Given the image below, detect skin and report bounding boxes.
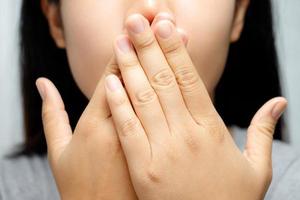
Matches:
[37,0,287,199]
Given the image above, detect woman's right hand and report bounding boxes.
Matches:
[35,57,138,200]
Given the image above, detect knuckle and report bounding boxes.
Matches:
[165,149,178,163]
[208,124,227,143]
[163,39,183,56]
[151,68,176,90]
[138,166,163,187]
[146,168,162,184]
[164,143,179,163]
[136,33,156,51]
[134,88,157,106]
[121,57,140,69]
[120,117,140,136]
[42,109,53,123]
[177,123,202,154]
[183,133,201,154]
[201,115,227,143]
[249,121,275,141]
[194,111,218,127]
[111,94,127,107]
[42,109,67,129]
[104,63,120,76]
[175,67,200,93]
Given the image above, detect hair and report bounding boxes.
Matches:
[15,0,284,156]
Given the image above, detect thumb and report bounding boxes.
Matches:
[36,77,72,164]
[244,97,287,171]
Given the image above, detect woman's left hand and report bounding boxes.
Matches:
[105,13,287,200]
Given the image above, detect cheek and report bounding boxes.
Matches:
[175,0,235,95]
[61,1,123,99]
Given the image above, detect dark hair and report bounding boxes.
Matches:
[16,0,284,156]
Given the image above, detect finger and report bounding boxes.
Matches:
[151,16,188,47]
[151,12,176,26]
[105,74,151,167]
[153,19,218,126]
[83,56,120,121]
[244,97,287,172]
[125,14,192,126]
[36,78,72,164]
[149,12,188,47]
[176,27,189,47]
[114,34,170,143]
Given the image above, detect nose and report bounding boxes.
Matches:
[126,0,172,25]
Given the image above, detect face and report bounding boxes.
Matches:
[44,0,249,99]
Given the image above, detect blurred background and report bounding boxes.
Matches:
[0,0,299,157]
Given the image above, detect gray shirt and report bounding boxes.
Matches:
[1,127,300,200]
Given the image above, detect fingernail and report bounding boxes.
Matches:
[156,20,173,39]
[153,12,175,25]
[272,101,287,120]
[36,79,46,101]
[117,36,133,54]
[127,14,145,34]
[105,75,122,92]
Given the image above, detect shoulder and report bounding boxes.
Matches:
[232,126,300,200]
[0,155,59,200]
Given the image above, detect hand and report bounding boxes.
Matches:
[35,57,138,200]
[35,13,188,199]
[105,13,288,200]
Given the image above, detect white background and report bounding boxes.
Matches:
[0,0,299,157]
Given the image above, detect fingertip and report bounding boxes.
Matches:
[36,77,47,101]
[252,97,288,124]
[37,77,65,111]
[105,74,123,93]
[152,12,176,26]
[176,28,188,46]
[271,97,288,120]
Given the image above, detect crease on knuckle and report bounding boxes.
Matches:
[202,115,227,143]
[193,111,217,127]
[104,63,120,76]
[42,109,67,129]
[165,147,178,163]
[136,33,156,51]
[145,167,162,184]
[120,117,140,137]
[134,88,157,106]
[175,67,200,93]
[122,57,140,69]
[112,94,127,106]
[183,133,201,154]
[151,68,176,90]
[249,121,275,141]
[163,39,183,56]
[209,125,226,143]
